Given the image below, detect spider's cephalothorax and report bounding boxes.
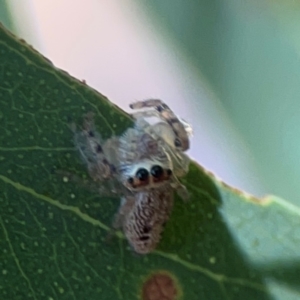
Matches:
[129,99,192,179]
[113,186,174,254]
[115,124,175,192]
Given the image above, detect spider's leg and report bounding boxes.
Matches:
[167,165,190,202]
[175,184,190,202]
[131,110,161,121]
[73,112,117,182]
[129,99,163,110]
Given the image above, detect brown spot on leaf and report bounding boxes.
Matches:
[141,271,181,300]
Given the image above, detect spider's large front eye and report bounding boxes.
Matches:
[150,165,163,178]
[136,168,149,181]
[174,138,182,148]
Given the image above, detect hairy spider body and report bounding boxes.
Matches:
[70,99,192,254]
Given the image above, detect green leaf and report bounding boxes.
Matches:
[0,23,299,300]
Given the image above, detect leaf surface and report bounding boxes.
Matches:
[0,24,299,300]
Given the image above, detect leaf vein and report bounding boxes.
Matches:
[0,215,38,300]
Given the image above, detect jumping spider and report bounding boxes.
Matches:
[69,99,192,254]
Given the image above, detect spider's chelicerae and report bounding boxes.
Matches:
[70,99,192,254]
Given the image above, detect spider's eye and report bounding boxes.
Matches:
[151,165,163,178]
[167,169,172,176]
[127,177,134,184]
[156,105,163,112]
[156,103,168,112]
[136,168,149,181]
[174,138,182,147]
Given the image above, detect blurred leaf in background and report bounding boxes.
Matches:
[140,0,300,205]
[0,0,14,31]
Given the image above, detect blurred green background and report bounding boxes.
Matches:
[1,0,300,205]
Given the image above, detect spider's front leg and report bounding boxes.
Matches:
[129,99,166,122]
[129,99,163,110]
[171,180,190,202]
[129,99,175,123]
[72,112,117,183]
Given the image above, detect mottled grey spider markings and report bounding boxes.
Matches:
[113,186,175,254]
